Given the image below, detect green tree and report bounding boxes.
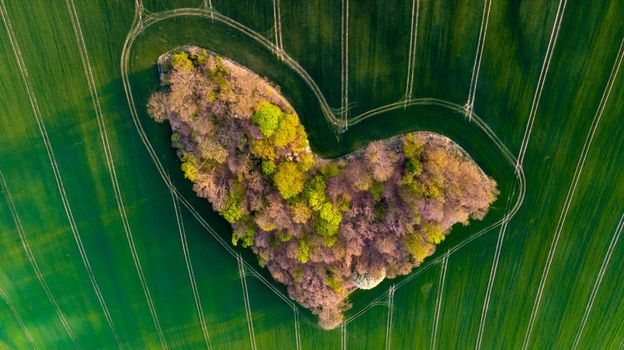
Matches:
[252,101,283,137]
[303,175,327,211]
[231,217,255,247]
[210,58,230,91]
[402,133,424,159]
[277,231,293,242]
[261,160,276,175]
[320,162,340,177]
[220,181,245,224]
[402,133,424,177]
[301,175,343,239]
[316,202,342,237]
[295,239,310,263]
[221,198,243,224]
[370,181,384,201]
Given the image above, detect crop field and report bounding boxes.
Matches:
[0,0,623,348]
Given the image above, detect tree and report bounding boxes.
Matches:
[303,175,327,211]
[365,141,396,182]
[171,52,194,72]
[290,200,312,224]
[424,223,445,244]
[370,181,384,201]
[147,92,168,123]
[198,139,228,164]
[316,202,342,237]
[221,198,243,224]
[402,133,424,159]
[252,101,282,137]
[403,233,433,263]
[180,153,198,181]
[272,161,306,199]
[295,238,310,263]
[261,160,276,176]
[324,273,342,292]
[232,217,255,247]
[250,137,277,161]
[273,113,300,147]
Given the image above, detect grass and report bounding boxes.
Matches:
[0,0,623,348]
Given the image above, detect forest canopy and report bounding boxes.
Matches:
[147,47,499,329]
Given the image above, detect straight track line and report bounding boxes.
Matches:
[516,0,568,168]
[237,255,257,350]
[272,0,283,58]
[0,171,76,345]
[466,0,492,118]
[384,285,395,350]
[276,0,283,52]
[521,36,624,350]
[170,189,212,349]
[474,189,515,350]
[341,323,347,350]
[65,1,167,347]
[0,286,36,348]
[204,0,213,21]
[272,0,280,58]
[431,256,448,350]
[293,307,302,350]
[571,213,624,349]
[341,0,350,127]
[404,0,420,101]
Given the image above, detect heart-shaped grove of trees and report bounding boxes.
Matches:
[147,47,498,329]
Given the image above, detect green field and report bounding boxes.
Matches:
[1,0,623,349]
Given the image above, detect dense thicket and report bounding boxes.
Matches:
[148,47,498,329]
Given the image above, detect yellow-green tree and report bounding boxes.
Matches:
[180,153,198,181]
[272,161,306,199]
[424,223,445,244]
[171,52,194,72]
[273,113,300,147]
